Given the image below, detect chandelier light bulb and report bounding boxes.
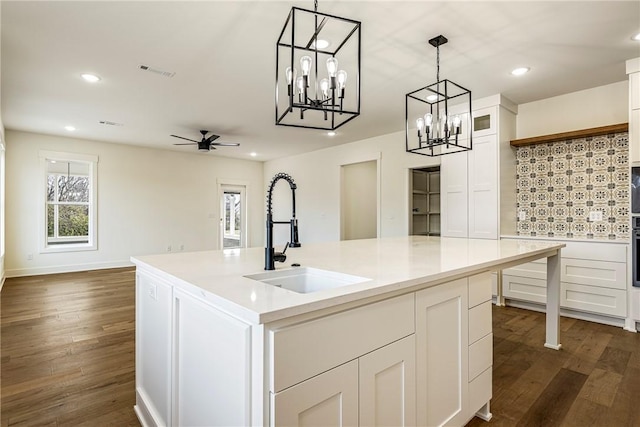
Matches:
[452,115,462,134]
[285,67,296,84]
[320,78,330,98]
[296,76,305,93]
[424,113,433,128]
[416,117,425,137]
[300,56,312,76]
[337,70,348,88]
[326,57,339,77]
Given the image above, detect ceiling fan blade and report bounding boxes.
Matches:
[170,134,199,143]
[211,142,240,146]
[205,134,221,144]
[173,143,197,146]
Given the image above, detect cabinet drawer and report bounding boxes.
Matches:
[562,258,627,290]
[469,301,492,344]
[469,272,493,308]
[270,293,415,392]
[502,274,547,304]
[469,333,492,382]
[469,367,492,417]
[561,241,627,262]
[503,260,547,281]
[562,282,627,318]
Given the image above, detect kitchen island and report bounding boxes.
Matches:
[132,236,564,427]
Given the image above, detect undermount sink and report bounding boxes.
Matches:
[244,267,370,294]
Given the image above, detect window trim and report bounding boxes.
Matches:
[39,151,98,253]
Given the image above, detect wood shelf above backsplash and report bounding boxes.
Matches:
[510,123,628,147]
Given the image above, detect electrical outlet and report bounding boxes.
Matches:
[179,244,185,251]
[167,245,172,252]
[518,210,527,221]
[27,253,33,261]
[589,211,603,222]
[148,284,157,301]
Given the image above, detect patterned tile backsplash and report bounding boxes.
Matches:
[516,132,629,240]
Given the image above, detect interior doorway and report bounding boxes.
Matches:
[341,160,378,240]
[220,185,246,249]
[410,166,441,236]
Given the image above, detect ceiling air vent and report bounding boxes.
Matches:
[99,120,123,126]
[138,64,175,78]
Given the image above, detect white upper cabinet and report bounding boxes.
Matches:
[440,95,517,239]
[627,58,640,164]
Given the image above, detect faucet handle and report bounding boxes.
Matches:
[274,242,289,263]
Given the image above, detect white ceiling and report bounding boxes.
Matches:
[2,1,639,161]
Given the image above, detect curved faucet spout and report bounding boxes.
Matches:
[265,173,301,270]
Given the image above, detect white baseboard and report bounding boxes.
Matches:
[5,260,134,278]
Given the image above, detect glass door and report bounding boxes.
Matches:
[220,185,246,249]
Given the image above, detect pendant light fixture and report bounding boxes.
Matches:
[405,35,472,157]
[275,0,361,131]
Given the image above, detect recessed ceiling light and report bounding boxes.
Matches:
[511,67,530,76]
[81,73,101,83]
[312,39,330,49]
[327,131,336,136]
[64,125,76,131]
[633,33,640,42]
[250,152,257,157]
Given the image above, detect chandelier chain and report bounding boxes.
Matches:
[314,0,318,12]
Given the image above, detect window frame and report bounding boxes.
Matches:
[39,151,98,253]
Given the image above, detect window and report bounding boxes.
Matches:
[40,151,98,252]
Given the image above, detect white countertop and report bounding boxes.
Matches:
[132,236,564,324]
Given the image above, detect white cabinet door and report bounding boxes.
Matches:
[359,335,416,427]
[468,135,498,239]
[440,151,469,237]
[416,278,469,427]
[173,289,252,427]
[136,272,173,427]
[272,359,358,427]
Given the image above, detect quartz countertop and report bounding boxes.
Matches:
[131,236,564,324]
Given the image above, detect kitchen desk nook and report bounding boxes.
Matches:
[132,236,564,427]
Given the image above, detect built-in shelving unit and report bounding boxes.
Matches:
[510,123,628,147]
[411,167,440,236]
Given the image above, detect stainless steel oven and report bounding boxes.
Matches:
[633,217,640,287]
[633,167,640,215]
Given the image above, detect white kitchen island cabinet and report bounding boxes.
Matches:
[132,236,564,427]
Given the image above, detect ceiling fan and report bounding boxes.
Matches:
[171,130,240,152]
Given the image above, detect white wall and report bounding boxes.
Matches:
[5,130,264,277]
[264,130,440,245]
[0,1,5,286]
[516,81,629,139]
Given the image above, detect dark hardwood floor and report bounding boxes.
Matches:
[1,268,139,426]
[467,305,640,427]
[1,268,639,426]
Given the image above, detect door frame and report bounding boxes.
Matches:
[217,179,249,250]
[339,152,381,240]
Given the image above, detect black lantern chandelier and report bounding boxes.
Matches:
[275,0,361,130]
[405,35,472,157]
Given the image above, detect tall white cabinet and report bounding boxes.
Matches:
[627,57,640,165]
[441,95,517,239]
